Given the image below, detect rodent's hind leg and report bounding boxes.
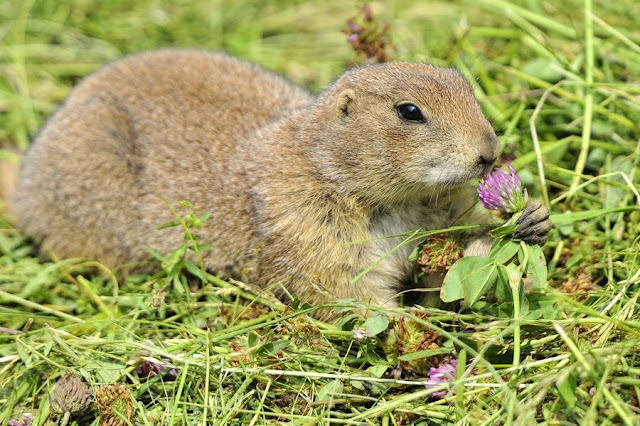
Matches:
[512,200,552,245]
[16,95,144,268]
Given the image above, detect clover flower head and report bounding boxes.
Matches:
[424,359,458,398]
[49,373,92,417]
[477,164,528,213]
[95,384,135,425]
[8,416,32,426]
[136,360,178,380]
[343,4,392,63]
[352,329,366,341]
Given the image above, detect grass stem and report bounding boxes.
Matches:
[569,0,595,196]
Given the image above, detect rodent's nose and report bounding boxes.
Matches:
[478,153,497,168]
[478,153,497,176]
[477,132,499,174]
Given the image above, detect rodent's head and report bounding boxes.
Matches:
[313,62,499,201]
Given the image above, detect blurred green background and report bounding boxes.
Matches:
[2,0,639,149]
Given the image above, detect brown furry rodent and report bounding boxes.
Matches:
[15,49,550,314]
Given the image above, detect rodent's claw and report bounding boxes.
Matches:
[512,199,552,246]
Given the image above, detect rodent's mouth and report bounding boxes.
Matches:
[414,161,488,189]
[439,170,484,188]
[480,162,497,177]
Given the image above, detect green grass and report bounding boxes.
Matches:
[1,0,640,424]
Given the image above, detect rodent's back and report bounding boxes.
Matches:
[15,50,313,269]
[64,49,313,148]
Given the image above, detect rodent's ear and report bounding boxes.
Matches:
[336,89,356,117]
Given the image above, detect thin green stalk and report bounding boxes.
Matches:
[551,171,640,206]
[553,323,593,377]
[0,290,83,323]
[506,68,635,129]
[217,376,255,425]
[569,0,595,195]
[506,393,515,425]
[76,275,113,317]
[248,379,271,426]
[586,364,634,426]
[511,277,521,369]
[455,349,467,423]
[503,250,528,426]
[479,0,578,38]
[502,102,526,142]
[169,362,190,426]
[529,82,557,206]
[589,11,640,55]
[350,230,420,284]
[201,331,211,426]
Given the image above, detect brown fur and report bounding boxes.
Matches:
[15,49,502,315]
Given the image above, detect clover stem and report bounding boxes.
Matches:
[511,281,521,369]
[507,262,522,369]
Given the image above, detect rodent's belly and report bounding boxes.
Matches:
[366,202,454,281]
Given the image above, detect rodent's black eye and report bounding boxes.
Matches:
[396,103,426,123]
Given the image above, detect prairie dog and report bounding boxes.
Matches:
[15,49,549,314]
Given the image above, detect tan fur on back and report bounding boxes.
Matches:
[15,49,499,317]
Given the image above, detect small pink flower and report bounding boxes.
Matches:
[8,416,32,426]
[136,360,177,380]
[424,359,458,398]
[478,164,528,213]
[352,329,366,341]
[347,21,363,32]
[346,34,359,44]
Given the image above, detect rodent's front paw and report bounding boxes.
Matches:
[512,199,552,246]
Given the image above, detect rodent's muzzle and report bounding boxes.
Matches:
[477,132,500,175]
